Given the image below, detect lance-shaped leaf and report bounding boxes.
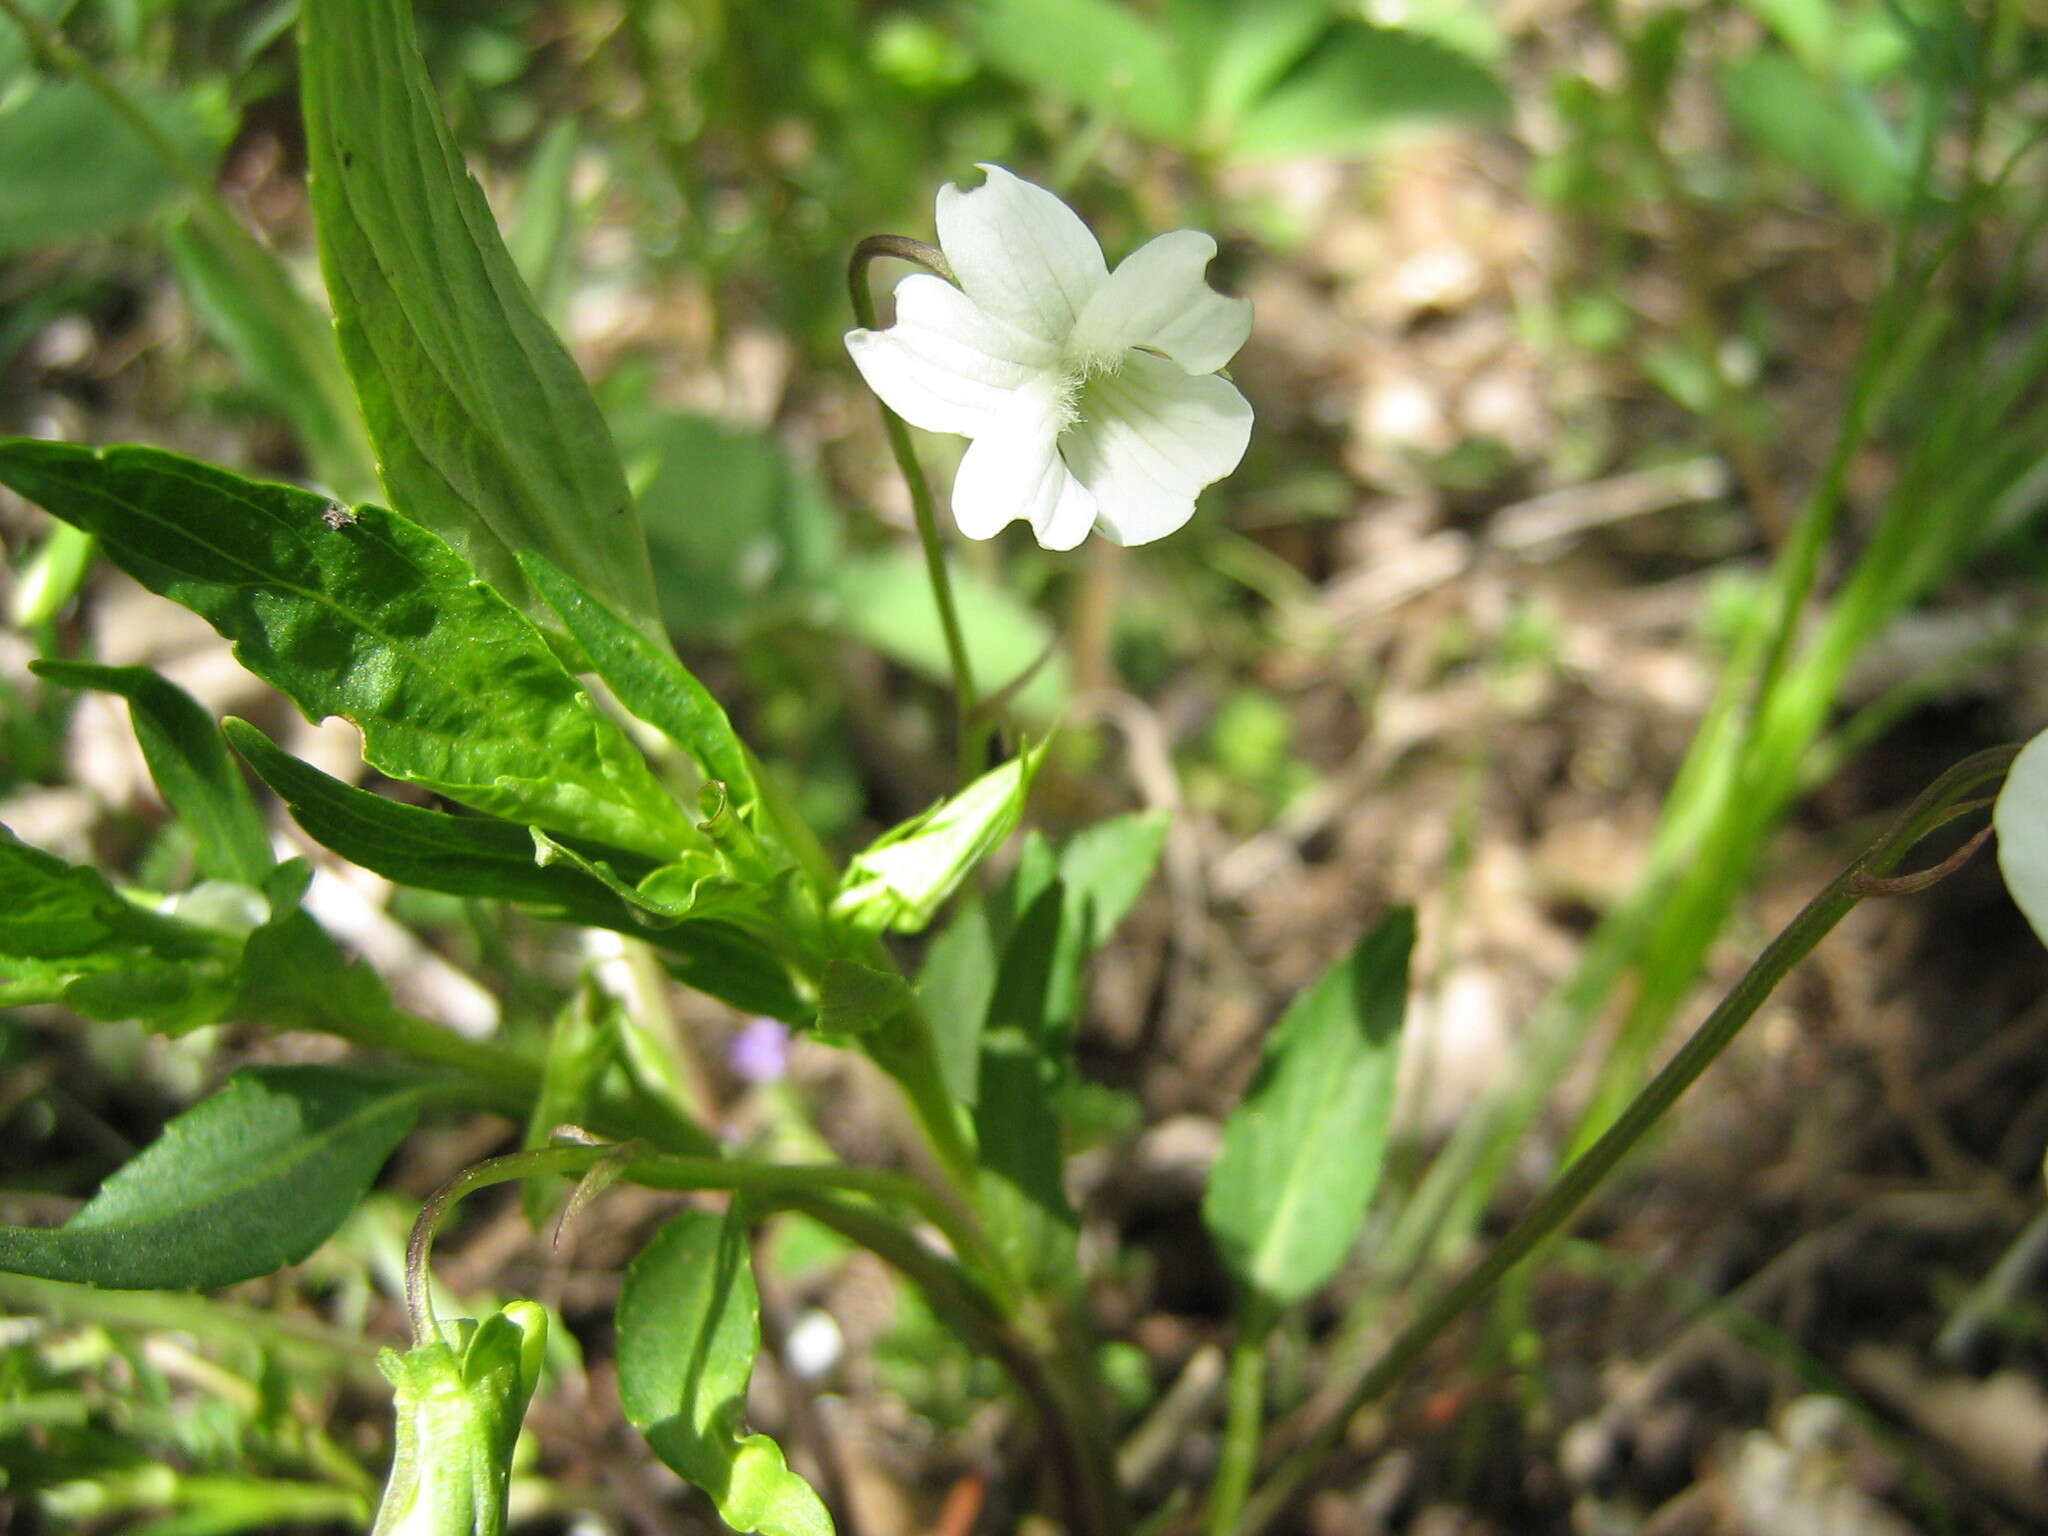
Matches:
[299,0,660,634]
[34,661,273,885]
[0,1066,426,1290]
[1202,907,1414,1317]
[521,552,757,812]
[0,442,695,859]
[617,1209,834,1536]
[371,1301,548,1536]
[1997,730,2048,950]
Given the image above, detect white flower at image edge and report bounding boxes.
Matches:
[846,164,1254,550]
[1996,729,2048,949]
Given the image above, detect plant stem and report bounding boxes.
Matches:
[1205,1320,1269,1536]
[1231,745,2017,1535]
[848,235,984,781]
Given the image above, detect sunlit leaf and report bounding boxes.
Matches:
[617,1209,834,1536]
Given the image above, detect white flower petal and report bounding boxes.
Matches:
[1032,460,1099,551]
[936,164,1108,344]
[1062,350,1253,546]
[846,273,1058,437]
[1996,729,2048,948]
[1070,231,1254,375]
[950,381,1073,541]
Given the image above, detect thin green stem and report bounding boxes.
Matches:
[1206,1320,1269,1536]
[1233,745,2018,1535]
[848,235,984,781]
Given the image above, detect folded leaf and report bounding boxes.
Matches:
[617,1209,834,1536]
[34,661,273,886]
[521,551,759,815]
[300,0,661,634]
[0,442,695,860]
[0,1066,425,1289]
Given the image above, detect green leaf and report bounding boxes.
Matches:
[1202,907,1414,1315]
[224,719,808,1019]
[622,412,843,642]
[299,0,660,634]
[166,214,379,504]
[815,959,913,1037]
[617,1209,834,1536]
[0,80,229,255]
[918,811,1168,1102]
[505,119,582,323]
[521,552,759,814]
[0,441,695,859]
[974,879,1080,1290]
[225,717,639,918]
[0,1066,425,1290]
[33,661,273,885]
[834,744,1044,935]
[0,823,218,963]
[832,551,1068,724]
[1721,49,1908,216]
[970,0,1195,143]
[651,923,813,1027]
[1231,22,1508,161]
[1165,0,1328,133]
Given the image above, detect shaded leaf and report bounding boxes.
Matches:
[1203,907,1414,1314]
[832,550,1068,723]
[166,214,378,503]
[0,1067,424,1289]
[0,441,695,859]
[1722,49,1908,216]
[0,80,228,255]
[34,661,272,885]
[816,959,913,1037]
[622,412,843,642]
[970,0,1194,143]
[1232,22,1508,161]
[300,0,660,633]
[1165,0,1328,133]
[617,1209,834,1536]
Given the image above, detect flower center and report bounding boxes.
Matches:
[1051,343,1125,431]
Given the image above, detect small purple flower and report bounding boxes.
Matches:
[729,1017,792,1085]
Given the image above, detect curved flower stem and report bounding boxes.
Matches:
[1230,744,2019,1536]
[404,1141,1016,1342]
[848,235,985,782]
[401,1145,1125,1534]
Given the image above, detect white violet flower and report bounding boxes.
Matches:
[1996,729,2048,949]
[846,164,1254,550]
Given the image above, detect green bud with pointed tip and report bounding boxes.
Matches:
[371,1301,548,1536]
[832,742,1045,934]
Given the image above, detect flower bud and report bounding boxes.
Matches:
[370,1301,548,1536]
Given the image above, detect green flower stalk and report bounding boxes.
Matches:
[371,1302,549,1536]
